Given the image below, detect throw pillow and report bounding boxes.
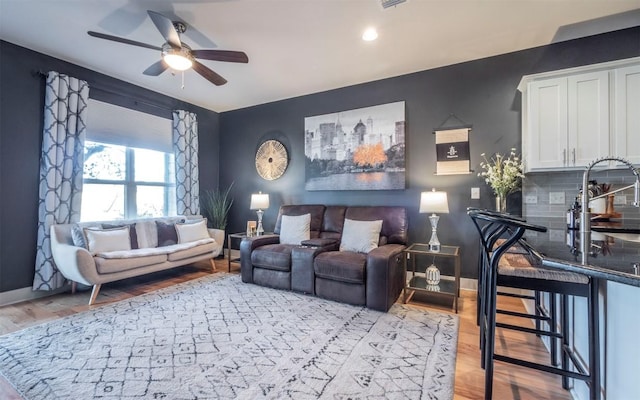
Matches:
[176,219,210,243]
[339,219,383,253]
[83,226,131,254]
[156,220,180,247]
[279,214,311,245]
[71,224,88,249]
[102,223,139,249]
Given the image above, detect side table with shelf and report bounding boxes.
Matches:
[226,232,246,272]
[403,243,460,313]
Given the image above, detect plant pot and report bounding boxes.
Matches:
[208,228,225,258]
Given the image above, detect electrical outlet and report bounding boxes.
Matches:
[471,187,480,199]
[549,229,564,242]
[614,195,627,205]
[549,192,565,205]
[524,195,538,204]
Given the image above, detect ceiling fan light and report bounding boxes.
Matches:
[163,53,192,71]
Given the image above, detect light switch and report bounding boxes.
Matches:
[524,195,538,204]
[549,192,565,204]
[471,187,480,199]
[614,195,627,205]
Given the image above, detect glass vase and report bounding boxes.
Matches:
[496,194,507,213]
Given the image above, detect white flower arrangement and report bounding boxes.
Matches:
[478,148,524,199]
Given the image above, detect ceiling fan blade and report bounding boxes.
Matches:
[192,60,227,86]
[191,50,249,64]
[88,31,161,51]
[143,60,169,76]
[147,10,181,49]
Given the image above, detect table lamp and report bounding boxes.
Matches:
[419,189,449,252]
[250,192,269,236]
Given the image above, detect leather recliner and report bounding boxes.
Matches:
[240,204,408,311]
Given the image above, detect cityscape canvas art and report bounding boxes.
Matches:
[304,101,406,191]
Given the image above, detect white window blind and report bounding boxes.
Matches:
[87,99,172,153]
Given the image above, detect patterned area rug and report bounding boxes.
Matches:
[0,274,459,399]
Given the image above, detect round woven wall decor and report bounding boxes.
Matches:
[255,139,288,180]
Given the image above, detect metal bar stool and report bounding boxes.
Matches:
[468,210,600,400]
[467,208,556,365]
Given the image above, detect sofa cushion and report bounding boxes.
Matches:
[94,253,167,274]
[84,226,132,255]
[345,206,407,245]
[339,219,382,253]
[135,220,158,248]
[96,238,214,258]
[323,206,347,235]
[71,224,93,249]
[102,222,139,249]
[274,205,325,238]
[156,220,179,247]
[279,214,311,245]
[314,251,367,284]
[175,219,209,243]
[251,244,296,272]
[166,239,218,261]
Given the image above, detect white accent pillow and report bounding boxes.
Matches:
[340,219,383,253]
[84,226,131,255]
[279,214,311,245]
[176,219,210,243]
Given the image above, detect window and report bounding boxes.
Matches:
[80,99,175,221]
[81,141,176,221]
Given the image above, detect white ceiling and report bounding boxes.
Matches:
[1,1,639,112]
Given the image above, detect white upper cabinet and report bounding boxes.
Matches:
[519,57,639,172]
[527,78,569,170]
[568,71,610,167]
[614,64,640,165]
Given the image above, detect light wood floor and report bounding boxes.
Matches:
[0,258,572,400]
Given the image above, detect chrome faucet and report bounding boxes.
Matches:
[580,156,640,263]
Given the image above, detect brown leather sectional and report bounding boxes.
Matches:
[240,204,408,311]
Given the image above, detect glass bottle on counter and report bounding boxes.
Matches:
[566,199,580,230]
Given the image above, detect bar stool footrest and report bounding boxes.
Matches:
[494,354,591,382]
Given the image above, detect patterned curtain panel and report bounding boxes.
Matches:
[173,110,200,215]
[33,72,89,290]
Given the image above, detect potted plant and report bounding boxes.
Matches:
[201,182,234,254]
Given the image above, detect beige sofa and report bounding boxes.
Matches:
[50,216,222,305]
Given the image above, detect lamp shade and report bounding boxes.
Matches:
[419,189,449,214]
[250,192,270,210]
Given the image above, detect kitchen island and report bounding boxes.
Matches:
[521,217,639,400]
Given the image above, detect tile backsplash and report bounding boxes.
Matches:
[523,169,640,222]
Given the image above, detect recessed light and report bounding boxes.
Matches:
[362,27,378,41]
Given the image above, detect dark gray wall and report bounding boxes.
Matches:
[220,27,640,279]
[0,41,220,292]
[1,27,638,292]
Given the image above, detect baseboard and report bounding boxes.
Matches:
[0,285,69,307]
[460,277,477,291]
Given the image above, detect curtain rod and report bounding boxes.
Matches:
[31,69,173,113]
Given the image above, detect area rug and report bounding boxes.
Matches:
[0,274,459,400]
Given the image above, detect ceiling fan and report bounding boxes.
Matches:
[88,10,248,86]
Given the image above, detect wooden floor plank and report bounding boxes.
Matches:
[0,259,570,399]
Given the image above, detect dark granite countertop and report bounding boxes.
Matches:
[523,217,640,287]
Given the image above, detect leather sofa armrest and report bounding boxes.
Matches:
[291,245,333,294]
[239,234,280,283]
[366,244,406,311]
